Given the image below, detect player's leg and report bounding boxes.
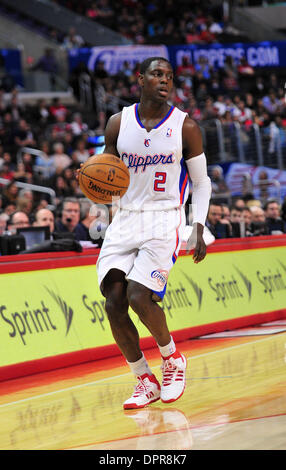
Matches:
[102,268,140,362]
[102,269,161,409]
[125,206,188,404]
[127,280,171,347]
[127,280,187,404]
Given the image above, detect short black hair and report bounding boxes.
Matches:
[139,57,173,75]
[209,199,222,207]
[230,205,243,212]
[264,199,279,210]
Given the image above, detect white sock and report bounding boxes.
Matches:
[158,335,176,358]
[127,353,153,377]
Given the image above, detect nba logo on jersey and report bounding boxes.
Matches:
[144,138,151,147]
[166,128,172,137]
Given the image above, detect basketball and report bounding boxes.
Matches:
[78,153,130,204]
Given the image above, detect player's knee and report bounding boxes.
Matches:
[127,290,146,317]
[105,296,128,323]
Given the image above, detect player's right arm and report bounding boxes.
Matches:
[103,112,122,158]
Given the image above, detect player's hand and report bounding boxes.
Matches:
[186,223,207,263]
[192,235,206,263]
[75,163,83,181]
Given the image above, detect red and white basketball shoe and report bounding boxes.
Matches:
[123,373,161,409]
[160,351,187,403]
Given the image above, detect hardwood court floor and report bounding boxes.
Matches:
[0,323,285,450]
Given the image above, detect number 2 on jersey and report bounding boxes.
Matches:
[154,172,166,192]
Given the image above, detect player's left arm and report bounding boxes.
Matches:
[182,117,212,263]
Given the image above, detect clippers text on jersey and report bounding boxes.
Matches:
[122,152,174,173]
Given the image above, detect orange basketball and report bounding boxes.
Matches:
[78,153,130,204]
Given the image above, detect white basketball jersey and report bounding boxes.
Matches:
[116,103,189,211]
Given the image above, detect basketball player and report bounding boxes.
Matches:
[81,57,211,409]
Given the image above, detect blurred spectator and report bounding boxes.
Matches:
[53,174,73,201]
[33,48,58,74]
[206,201,231,239]
[246,198,262,209]
[32,99,51,129]
[73,139,90,163]
[1,181,18,208]
[49,98,69,121]
[185,25,204,44]
[230,206,242,224]
[176,56,195,86]
[0,213,8,235]
[242,173,254,196]
[16,195,33,217]
[0,162,14,181]
[257,170,270,203]
[252,76,266,98]
[7,210,30,234]
[6,94,25,123]
[232,197,246,210]
[214,95,227,116]
[249,205,269,236]
[62,27,85,50]
[241,207,253,237]
[221,203,231,222]
[234,100,252,124]
[237,57,255,92]
[33,208,55,234]
[62,130,75,156]
[51,142,71,172]
[70,113,89,136]
[96,0,114,28]
[22,152,34,175]
[194,56,212,80]
[210,165,230,198]
[32,48,59,89]
[50,114,72,140]
[223,70,239,95]
[0,113,15,154]
[34,141,55,180]
[237,57,254,77]
[242,207,252,225]
[220,202,233,234]
[13,161,33,183]
[86,2,99,20]
[54,197,89,240]
[262,90,281,116]
[2,203,16,217]
[94,60,109,84]
[13,119,36,151]
[230,205,243,237]
[198,23,216,44]
[264,199,286,234]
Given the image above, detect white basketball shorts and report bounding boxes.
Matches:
[96,206,186,299]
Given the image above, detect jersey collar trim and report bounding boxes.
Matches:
[134,103,175,130]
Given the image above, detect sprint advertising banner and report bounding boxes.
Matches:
[0,246,286,369]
